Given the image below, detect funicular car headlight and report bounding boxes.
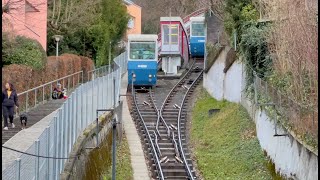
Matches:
[148,74,152,78]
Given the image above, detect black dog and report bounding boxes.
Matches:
[20,113,28,129]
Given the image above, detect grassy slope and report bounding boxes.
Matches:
[103,135,133,180]
[190,88,272,180]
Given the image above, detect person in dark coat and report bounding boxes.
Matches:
[2,82,19,130]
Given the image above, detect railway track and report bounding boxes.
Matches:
[129,59,204,179]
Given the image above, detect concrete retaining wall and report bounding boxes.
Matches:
[60,102,123,180]
[203,46,318,180]
[203,46,243,103]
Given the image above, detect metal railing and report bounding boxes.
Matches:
[2,52,128,180]
[87,52,127,81]
[253,74,318,144]
[14,71,84,118]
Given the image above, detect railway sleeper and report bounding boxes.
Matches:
[159,168,190,177]
[150,157,194,165]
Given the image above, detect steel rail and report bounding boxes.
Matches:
[158,59,200,179]
[158,59,197,136]
[132,87,165,180]
[177,69,204,180]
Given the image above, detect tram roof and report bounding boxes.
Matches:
[160,17,183,24]
[128,34,158,41]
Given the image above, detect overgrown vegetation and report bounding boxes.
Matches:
[134,0,201,34]
[190,88,273,179]
[223,0,272,94]
[222,0,318,147]
[2,33,47,70]
[47,0,129,67]
[102,135,133,180]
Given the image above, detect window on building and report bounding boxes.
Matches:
[162,24,179,45]
[128,17,135,29]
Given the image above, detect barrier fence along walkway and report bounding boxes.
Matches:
[2,52,128,180]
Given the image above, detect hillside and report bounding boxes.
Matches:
[134,0,207,33]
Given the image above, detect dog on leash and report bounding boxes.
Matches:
[20,113,28,129]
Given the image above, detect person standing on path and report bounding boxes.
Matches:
[2,82,19,130]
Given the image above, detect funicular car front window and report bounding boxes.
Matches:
[191,22,205,36]
[130,42,156,60]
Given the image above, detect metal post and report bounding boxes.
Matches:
[109,42,112,73]
[113,78,116,108]
[35,89,37,106]
[112,118,117,180]
[97,77,100,109]
[72,75,75,89]
[81,71,84,84]
[107,75,110,108]
[234,31,237,51]
[75,90,79,137]
[96,111,99,147]
[15,158,21,180]
[46,126,50,179]
[68,77,70,92]
[253,72,258,105]
[42,86,45,104]
[102,76,105,108]
[35,139,40,180]
[92,81,94,121]
[53,116,58,180]
[56,41,59,61]
[72,92,76,143]
[26,92,28,112]
[80,86,83,131]
[86,84,89,127]
[50,83,53,100]
[58,108,63,174]
[63,101,68,162]
[69,96,72,152]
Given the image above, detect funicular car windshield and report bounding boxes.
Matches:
[191,22,205,36]
[130,42,156,60]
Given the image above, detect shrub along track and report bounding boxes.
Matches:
[128,58,204,180]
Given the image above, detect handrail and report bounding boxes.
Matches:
[87,66,109,81]
[177,69,203,180]
[18,71,83,96]
[133,87,165,180]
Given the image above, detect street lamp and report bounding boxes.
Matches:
[53,35,63,60]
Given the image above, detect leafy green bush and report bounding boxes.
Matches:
[223,0,272,95]
[47,0,129,68]
[2,34,47,70]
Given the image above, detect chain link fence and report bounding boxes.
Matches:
[2,51,127,180]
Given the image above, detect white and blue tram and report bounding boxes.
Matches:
[127,34,158,87]
[189,17,205,57]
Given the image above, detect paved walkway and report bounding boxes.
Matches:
[120,72,151,180]
[2,109,59,170]
[2,99,66,145]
